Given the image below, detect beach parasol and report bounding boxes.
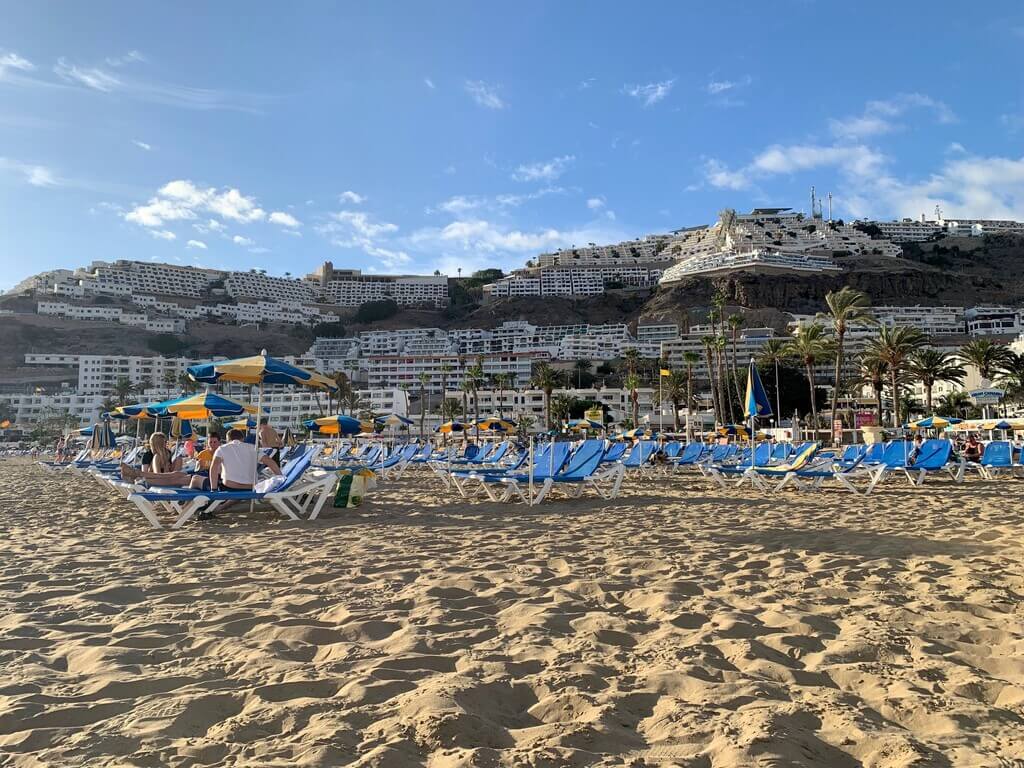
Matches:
[565,418,603,432]
[436,420,469,433]
[905,416,962,429]
[227,417,259,430]
[150,392,259,420]
[189,350,337,500]
[304,414,367,435]
[169,417,193,439]
[87,419,116,450]
[475,416,516,433]
[375,413,414,428]
[744,357,773,473]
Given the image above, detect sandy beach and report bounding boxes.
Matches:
[1,458,1022,766]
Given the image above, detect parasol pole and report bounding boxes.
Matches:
[528,435,534,507]
[250,349,267,515]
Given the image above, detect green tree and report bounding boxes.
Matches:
[662,370,687,431]
[857,347,889,426]
[550,393,574,424]
[682,351,700,439]
[865,325,927,427]
[111,376,138,407]
[459,378,473,421]
[493,372,512,418]
[572,359,594,388]
[161,369,177,392]
[727,313,744,406]
[439,361,452,397]
[701,336,719,427]
[624,372,641,427]
[819,286,873,432]
[417,372,430,439]
[757,337,789,422]
[530,362,562,429]
[936,390,973,419]
[958,339,1013,382]
[909,348,965,413]
[783,324,834,436]
[343,389,369,417]
[439,397,461,422]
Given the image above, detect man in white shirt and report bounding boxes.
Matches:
[193,428,281,492]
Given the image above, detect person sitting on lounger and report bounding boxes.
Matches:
[907,434,924,465]
[194,432,220,473]
[204,428,281,492]
[258,417,283,465]
[120,431,199,487]
[964,434,982,462]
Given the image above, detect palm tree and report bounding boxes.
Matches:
[624,372,641,427]
[701,336,719,427]
[466,363,484,431]
[161,369,177,393]
[517,411,536,435]
[937,390,972,419]
[820,287,873,431]
[663,370,687,431]
[758,338,789,421]
[328,370,351,415]
[343,389,369,417]
[621,347,641,377]
[857,348,889,426]
[459,378,473,421]
[439,361,452,399]
[111,376,137,407]
[783,323,833,438]
[530,362,562,429]
[177,372,199,394]
[572,359,593,388]
[909,348,966,413]
[727,313,744,406]
[494,373,512,418]
[550,393,573,425]
[417,372,430,438]
[439,397,461,422]
[997,352,1024,408]
[865,325,927,427]
[682,351,700,440]
[959,339,1013,382]
[715,335,734,423]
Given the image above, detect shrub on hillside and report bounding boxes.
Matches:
[354,299,399,323]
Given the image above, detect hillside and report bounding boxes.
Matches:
[1,235,1020,384]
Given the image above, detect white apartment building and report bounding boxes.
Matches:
[874,305,966,336]
[864,219,943,242]
[965,307,1022,336]
[459,387,667,428]
[75,355,204,394]
[0,391,106,427]
[483,266,661,299]
[87,260,220,298]
[365,354,536,394]
[257,388,407,430]
[535,235,675,268]
[305,262,449,307]
[37,301,187,333]
[225,271,316,303]
[660,248,841,283]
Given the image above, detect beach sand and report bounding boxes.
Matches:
[1,458,1022,766]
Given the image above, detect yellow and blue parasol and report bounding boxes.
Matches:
[304,414,368,435]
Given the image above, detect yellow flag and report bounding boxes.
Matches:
[659,369,671,377]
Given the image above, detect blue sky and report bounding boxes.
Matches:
[2,2,1023,289]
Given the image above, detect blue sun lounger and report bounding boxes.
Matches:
[510,439,625,504]
[459,442,571,501]
[967,440,1013,479]
[126,446,332,529]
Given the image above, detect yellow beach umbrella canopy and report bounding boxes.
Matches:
[156,392,259,421]
[187,353,336,390]
[474,417,517,432]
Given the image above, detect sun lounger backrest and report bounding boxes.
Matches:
[527,442,571,479]
[463,444,480,460]
[275,446,318,492]
[602,443,627,462]
[709,444,729,462]
[753,442,772,466]
[913,439,952,469]
[864,442,887,463]
[486,442,510,463]
[677,442,704,464]
[622,440,656,467]
[558,440,606,478]
[662,441,682,458]
[879,440,912,467]
[771,443,791,461]
[979,440,1011,466]
[840,444,863,463]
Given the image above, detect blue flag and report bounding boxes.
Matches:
[744,358,773,420]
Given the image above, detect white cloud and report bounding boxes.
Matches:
[0,157,62,187]
[432,187,565,215]
[105,50,145,67]
[829,92,956,140]
[706,75,751,95]
[704,144,886,191]
[232,235,254,246]
[125,180,267,228]
[623,79,674,107]
[424,77,435,89]
[443,164,456,175]
[586,196,605,210]
[512,155,574,182]
[579,78,596,90]
[324,210,398,242]
[408,218,625,260]
[338,190,366,204]
[149,229,176,241]
[269,211,300,227]
[52,56,263,112]
[186,239,207,249]
[0,51,34,79]
[604,210,617,221]
[465,80,506,110]
[132,139,152,151]
[317,209,409,269]
[248,246,270,254]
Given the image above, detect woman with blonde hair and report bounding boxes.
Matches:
[121,431,199,485]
